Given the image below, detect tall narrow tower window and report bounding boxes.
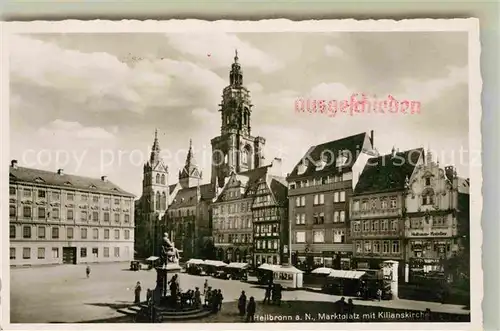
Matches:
[155,191,161,210]
[156,174,160,184]
[161,174,166,185]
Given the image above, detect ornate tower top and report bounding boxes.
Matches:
[230,48,243,86]
[179,139,202,188]
[150,128,161,165]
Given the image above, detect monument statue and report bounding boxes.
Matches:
[160,232,180,266]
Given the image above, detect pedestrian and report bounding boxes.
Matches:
[246,296,256,322]
[263,284,272,304]
[86,265,91,278]
[376,288,382,301]
[276,284,282,306]
[238,291,247,316]
[335,296,346,313]
[205,286,212,306]
[424,308,432,321]
[211,289,219,313]
[346,298,354,321]
[217,289,224,311]
[203,279,209,295]
[134,281,142,303]
[194,287,201,308]
[146,288,152,304]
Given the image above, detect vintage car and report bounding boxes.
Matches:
[213,269,231,280]
[130,261,142,271]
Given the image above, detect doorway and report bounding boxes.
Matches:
[62,247,77,264]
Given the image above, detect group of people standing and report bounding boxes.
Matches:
[263,283,282,305]
[238,291,257,322]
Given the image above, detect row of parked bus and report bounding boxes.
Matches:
[184,259,250,281]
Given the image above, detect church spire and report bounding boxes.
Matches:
[230,49,243,86]
[179,139,202,188]
[150,128,161,165]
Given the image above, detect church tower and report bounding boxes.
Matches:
[179,139,202,189]
[142,129,169,217]
[210,50,266,187]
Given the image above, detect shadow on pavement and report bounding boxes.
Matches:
[85,302,132,310]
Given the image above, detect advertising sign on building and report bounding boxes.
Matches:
[405,228,452,238]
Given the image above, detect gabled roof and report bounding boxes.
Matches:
[168,183,214,209]
[168,184,178,195]
[287,132,370,180]
[9,166,135,197]
[268,176,288,206]
[354,148,424,195]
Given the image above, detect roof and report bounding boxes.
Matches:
[353,148,424,195]
[9,166,135,197]
[269,177,288,206]
[168,183,214,209]
[168,184,178,194]
[214,165,272,203]
[287,133,369,180]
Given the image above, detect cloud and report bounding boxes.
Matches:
[165,33,283,73]
[324,44,344,57]
[37,119,116,140]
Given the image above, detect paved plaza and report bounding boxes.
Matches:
[10,262,470,323]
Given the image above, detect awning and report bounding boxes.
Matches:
[226,262,249,269]
[186,258,204,265]
[327,269,366,279]
[258,264,304,274]
[257,263,274,271]
[203,260,227,267]
[146,256,159,261]
[311,267,335,275]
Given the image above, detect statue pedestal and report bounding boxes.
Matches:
[155,263,182,300]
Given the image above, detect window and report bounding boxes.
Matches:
[383,241,390,253]
[104,212,110,222]
[93,195,99,203]
[10,248,16,260]
[10,205,16,217]
[362,200,368,210]
[381,220,389,231]
[422,191,434,205]
[67,209,74,220]
[340,191,346,202]
[313,230,324,243]
[52,192,60,200]
[80,211,88,222]
[353,200,359,211]
[81,247,87,258]
[104,197,110,204]
[23,189,32,198]
[23,206,32,218]
[38,226,46,239]
[300,196,305,206]
[381,199,388,209]
[114,247,120,257]
[23,226,31,238]
[23,247,31,259]
[114,213,120,223]
[67,193,74,201]
[92,211,99,222]
[371,199,377,209]
[425,177,431,186]
[355,241,362,254]
[334,211,339,223]
[92,248,98,258]
[10,225,16,238]
[433,217,446,227]
[364,241,372,253]
[390,197,397,208]
[67,227,74,239]
[339,211,345,223]
[38,207,46,219]
[363,221,370,231]
[38,248,45,259]
[10,187,16,195]
[295,231,306,243]
[124,230,130,240]
[104,247,110,257]
[104,229,109,239]
[81,194,88,202]
[114,198,120,205]
[81,228,88,239]
[114,229,120,239]
[391,220,399,231]
[319,212,325,224]
[334,192,339,202]
[52,208,59,219]
[353,221,361,232]
[333,230,345,243]
[373,241,381,253]
[314,195,319,205]
[52,227,59,239]
[38,190,46,198]
[372,220,379,232]
[392,240,400,254]
[52,248,59,258]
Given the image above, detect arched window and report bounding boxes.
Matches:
[156,174,160,184]
[155,191,161,210]
[161,192,167,210]
[242,145,252,168]
[421,188,435,205]
[224,154,228,164]
[161,174,166,185]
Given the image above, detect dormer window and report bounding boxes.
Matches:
[297,158,308,175]
[422,188,435,205]
[315,155,327,171]
[336,150,349,167]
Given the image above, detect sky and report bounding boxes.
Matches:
[9,31,471,197]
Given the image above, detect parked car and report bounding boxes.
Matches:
[214,270,231,280]
[130,261,141,271]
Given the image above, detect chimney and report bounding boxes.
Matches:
[370,130,374,147]
[11,159,18,169]
[101,176,107,181]
[57,169,64,175]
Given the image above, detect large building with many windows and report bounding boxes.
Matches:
[9,160,135,266]
[350,147,424,277]
[287,132,377,271]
